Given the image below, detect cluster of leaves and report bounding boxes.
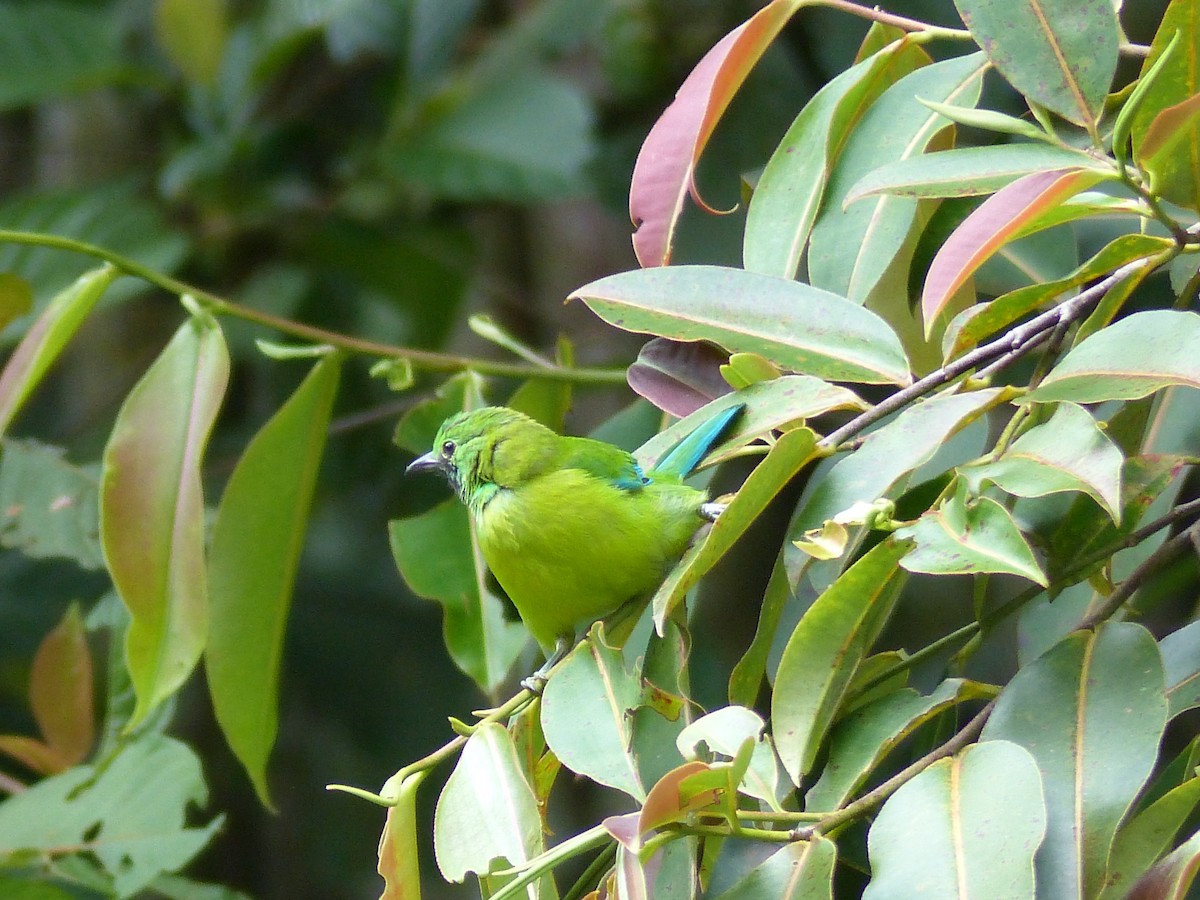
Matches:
[377,0,1200,898]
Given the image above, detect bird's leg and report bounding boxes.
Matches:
[699,501,728,522]
[520,634,573,694]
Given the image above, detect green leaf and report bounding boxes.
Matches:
[630,621,691,794]
[864,741,1047,900]
[0,735,221,898]
[791,388,1008,534]
[743,38,930,278]
[1099,768,1200,900]
[772,539,910,786]
[636,376,863,471]
[0,266,120,438]
[895,491,1047,585]
[808,52,987,303]
[961,402,1124,521]
[676,706,783,810]
[1161,620,1200,719]
[571,265,912,386]
[389,499,528,692]
[1123,826,1200,899]
[384,68,593,202]
[1136,93,1200,209]
[0,3,140,111]
[946,233,1174,357]
[1130,0,1200,211]
[100,313,229,728]
[433,723,544,885]
[542,627,645,800]
[206,356,341,808]
[708,837,837,899]
[1027,310,1200,402]
[0,439,103,569]
[154,0,229,85]
[914,99,1051,142]
[846,144,1097,203]
[981,622,1168,899]
[652,427,818,628]
[953,0,1119,132]
[806,679,992,812]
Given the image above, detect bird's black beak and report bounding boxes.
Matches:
[405,451,443,476]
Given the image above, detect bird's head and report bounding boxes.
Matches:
[406,406,549,503]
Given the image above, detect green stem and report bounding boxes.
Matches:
[490,824,612,900]
[0,229,628,385]
[562,842,618,900]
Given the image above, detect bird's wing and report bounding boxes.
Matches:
[560,437,649,491]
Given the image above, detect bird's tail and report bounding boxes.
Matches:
[653,402,745,480]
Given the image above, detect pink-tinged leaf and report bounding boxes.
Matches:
[0,734,69,775]
[921,168,1103,330]
[0,265,119,440]
[100,313,229,727]
[626,338,731,418]
[378,771,428,900]
[1137,92,1200,210]
[629,0,802,267]
[30,603,93,767]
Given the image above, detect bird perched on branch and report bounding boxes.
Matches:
[406,404,742,681]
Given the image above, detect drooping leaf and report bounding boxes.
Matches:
[30,604,94,770]
[1027,310,1200,402]
[629,0,803,267]
[921,168,1106,329]
[981,622,1168,900]
[206,356,341,808]
[807,52,988,303]
[864,741,1047,900]
[652,427,819,629]
[377,772,428,900]
[743,37,930,278]
[0,735,221,898]
[626,338,731,418]
[773,539,911,786]
[389,499,528,692]
[0,266,120,438]
[433,724,544,888]
[961,402,1124,521]
[542,626,645,800]
[100,312,229,728]
[953,0,1119,132]
[571,265,912,386]
[0,439,103,569]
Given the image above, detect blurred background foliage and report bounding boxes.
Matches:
[0,0,1178,898]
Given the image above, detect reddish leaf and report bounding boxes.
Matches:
[0,734,70,775]
[921,168,1103,330]
[629,0,801,267]
[1138,92,1200,209]
[626,338,731,417]
[30,603,93,766]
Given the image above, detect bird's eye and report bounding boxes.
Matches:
[441,440,456,457]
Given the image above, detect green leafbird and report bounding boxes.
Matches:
[406,403,742,678]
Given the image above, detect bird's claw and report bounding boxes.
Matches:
[699,501,727,522]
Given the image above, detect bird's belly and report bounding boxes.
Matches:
[475,471,702,650]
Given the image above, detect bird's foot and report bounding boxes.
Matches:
[699,501,727,522]
[520,635,573,694]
